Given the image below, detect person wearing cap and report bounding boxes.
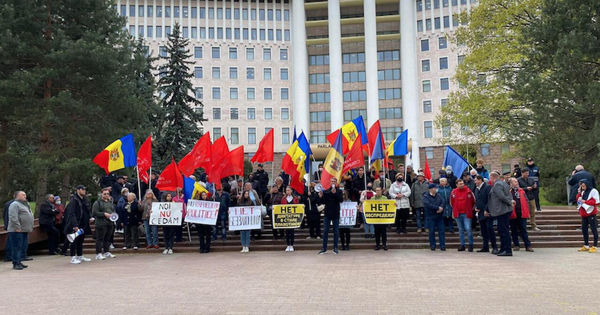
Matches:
[63,185,92,264]
[111,176,125,204]
[410,171,430,233]
[526,158,541,211]
[575,179,598,253]
[568,165,596,205]
[423,183,446,251]
[508,178,534,252]
[488,171,514,256]
[389,173,411,234]
[444,166,458,189]
[518,169,540,231]
[92,187,116,260]
[252,163,270,200]
[451,179,476,252]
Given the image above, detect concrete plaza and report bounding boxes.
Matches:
[1,248,597,314]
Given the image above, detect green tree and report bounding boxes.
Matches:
[154,23,206,169]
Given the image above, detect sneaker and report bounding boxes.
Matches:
[95,254,105,260]
[162,249,169,255]
[122,247,127,250]
[153,245,159,249]
[167,249,173,255]
[146,245,152,249]
[79,256,91,262]
[70,257,81,264]
[13,264,24,270]
[133,246,138,250]
[534,227,541,231]
[246,247,250,253]
[589,247,597,253]
[383,246,388,251]
[333,249,338,254]
[290,246,294,252]
[240,248,246,253]
[525,247,534,252]
[109,244,115,250]
[306,236,312,239]
[316,236,321,240]
[103,252,116,258]
[318,250,327,255]
[578,246,589,252]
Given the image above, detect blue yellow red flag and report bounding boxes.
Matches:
[321,130,345,190]
[92,134,137,174]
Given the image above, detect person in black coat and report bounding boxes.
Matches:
[474,175,497,253]
[39,194,60,255]
[318,177,343,254]
[63,185,91,263]
[3,198,15,262]
[212,184,231,241]
[252,164,270,199]
[568,165,597,204]
[118,193,141,249]
[352,167,371,201]
[302,183,321,239]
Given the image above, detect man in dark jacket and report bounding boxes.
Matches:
[474,175,496,253]
[518,169,540,231]
[488,171,514,256]
[302,183,321,239]
[266,184,285,239]
[39,194,60,255]
[111,176,125,204]
[252,164,270,199]
[318,177,343,255]
[3,197,15,262]
[526,158,541,210]
[568,165,595,205]
[213,184,231,241]
[423,184,445,251]
[352,167,370,201]
[63,185,92,264]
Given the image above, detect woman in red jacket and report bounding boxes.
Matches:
[576,179,598,253]
[280,186,299,252]
[508,178,533,252]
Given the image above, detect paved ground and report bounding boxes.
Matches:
[1,248,598,314]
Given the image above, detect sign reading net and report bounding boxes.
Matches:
[363,199,396,224]
[272,204,305,229]
[228,206,263,231]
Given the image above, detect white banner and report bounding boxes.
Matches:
[150,202,183,226]
[228,206,264,231]
[185,200,220,225]
[339,201,358,227]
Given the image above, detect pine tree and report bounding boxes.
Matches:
[154,23,206,169]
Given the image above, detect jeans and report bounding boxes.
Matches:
[175,225,183,242]
[510,218,531,248]
[124,224,139,248]
[143,220,158,246]
[240,230,251,247]
[196,224,212,252]
[163,226,176,250]
[40,224,59,254]
[479,218,497,250]
[444,217,454,233]
[414,207,424,229]
[426,216,446,249]
[213,211,227,240]
[308,216,321,238]
[396,208,409,232]
[582,216,599,247]
[455,214,473,246]
[374,225,387,246]
[285,229,295,246]
[322,216,339,251]
[4,233,12,261]
[362,213,374,235]
[95,224,112,254]
[9,232,27,265]
[495,212,512,254]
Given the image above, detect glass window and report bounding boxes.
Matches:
[426,147,435,160]
[440,78,450,90]
[120,5,126,16]
[234,8,240,19]
[230,128,239,145]
[251,29,257,40]
[434,0,440,8]
[212,67,220,79]
[421,60,430,72]
[208,8,214,19]
[280,68,288,80]
[481,144,491,156]
[276,9,282,21]
[263,48,271,61]
[442,121,451,137]
[265,108,272,120]
[226,28,231,39]
[246,68,255,80]
[226,8,231,19]
[242,9,248,20]
[246,48,254,61]
[210,87,221,100]
[213,108,221,120]
[501,143,510,154]
[208,28,215,39]
[281,88,289,100]
[248,128,256,144]
[434,17,441,29]
[423,100,432,113]
[426,19,432,31]
[259,9,265,21]
[147,26,153,38]
[439,37,448,49]
[191,7,197,18]
[174,6,180,18]
[138,5,144,17]
[280,49,288,60]
[229,47,237,59]
[424,121,433,138]
[191,27,197,39]
[248,108,256,120]
[251,9,257,20]
[247,88,255,100]
[157,6,162,17]
[417,0,423,11]
[443,16,450,28]
[421,39,429,52]
[284,9,290,21]
[458,55,466,65]
[194,66,203,78]
[213,128,221,140]
[230,88,238,100]
[281,108,289,120]
[422,80,431,92]
[194,87,203,99]
[441,98,448,107]
[230,108,239,120]
[212,47,220,59]
[129,5,135,16]
[264,88,272,100]
[282,128,290,144]
[156,26,162,38]
[417,20,423,32]
[264,68,272,80]
[229,67,238,79]
[217,28,223,39]
[200,27,206,39]
[217,8,223,19]
[440,57,448,70]
[234,28,240,39]
[165,6,170,17]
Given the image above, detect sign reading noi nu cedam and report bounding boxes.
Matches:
[150,202,183,226]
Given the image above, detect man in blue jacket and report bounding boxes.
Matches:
[474,175,497,254]
[423,184,446,251]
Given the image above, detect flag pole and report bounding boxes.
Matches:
[149,166,152,190]
[311,155,320,182]
[271,160,275,186]
[136,166,142,198]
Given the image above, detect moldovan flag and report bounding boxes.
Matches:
[156,158,184,191]
[342,132,365,174]
[93,134,137,174]
[137,135,152,184]
[183,176,209,202]
[326,116,368,154]
[178,132,212,177]
[367,121,388,176]
[251,128,274,163]
[321,130,345,190]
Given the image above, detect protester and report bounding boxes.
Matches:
[241,182,262,240]
[423,184,446,251]
[339,190,352,250]
[410,172,429,233]
[63,185,92,264]
[120,192,141,250]
[359,184,375,238]
[314,163,323,181]
[474,175,497,254]
[141,189,159,249]
[373,170,391,192]
[7,191,34,270]
[39,194,60,255]
[3,197,15,262]
[53,195,68,255]
[512,164,522,179]
[111,176,125,203]
[450,179,475,252]
[173,189,186,243]
[352,167,370,201]
[370,187,390,251]
[575,179,598,253]
[319,177,343,254]
[475,159,490,180]
[389,173,411,234]
[238,190,255,253]
[405,165,416,187]
[526,158,541,211]
[267,183,285,239]
[92,188,116,260]
[161,193,177,255]
[115,187,129,234]
[509,178,534,252]
[213,184,230,241]
[278,186,299,252]
[304,183,321,239]
[488,171,514,256]
[195,192,213,253]
[518,169,540,231]
[252,163,269,198]
[568,165,596,205]
[437,178,453,233]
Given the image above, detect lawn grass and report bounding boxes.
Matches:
[539,188,564,207]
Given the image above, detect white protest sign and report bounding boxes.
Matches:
[339,201,358,227]
[228,206,263,231]
[185,200,220,225]
[150,202,183,226]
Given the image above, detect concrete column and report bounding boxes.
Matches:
[328,0,344,131]
[363,0,379,129]
[291,0,309,135]
[401,0,421,169]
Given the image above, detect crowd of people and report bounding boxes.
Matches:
[3,158,598,270]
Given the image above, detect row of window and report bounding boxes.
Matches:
[190,46,288,61]
[212,107,289,121]
[132,25,290,41]
[420,37,448,52]
[213,127,291,146]
[308,69,400,85]
[194,87,289,101]
[309,50,401,66]
[422,98,448,113]
[120,5,290,22]
[416,0,476,11]
[310,88,403,104]
[417,16,462,32]
[421,57,449,72]
[193,66,288,81]
[422,78,450,92]
[309,107,402,124]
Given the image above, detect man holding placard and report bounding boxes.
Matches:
[318,178,343,255]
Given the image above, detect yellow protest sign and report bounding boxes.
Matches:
[363,199,396,224]
[272,204,305,229]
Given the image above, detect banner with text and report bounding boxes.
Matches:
[185,200,220,225]
[150,202,183,226]
[339,202,358,227]
[272,204,305,229]
[228,206,264,231]
[363,199,396,224]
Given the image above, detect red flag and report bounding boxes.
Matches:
[342,133,365,174]
[218,146,245,179]
[137,135,152,184]
[178,132,212,177]
[251,129,274,163]
[156,158,183,191]
[367,120,389,167]
[209,136,229,179]
[289,173,305,194]
[424,157,432,181]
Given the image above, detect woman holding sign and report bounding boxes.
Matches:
[339,191,353,251]
[280,187,299,252]
[162,193,177,255]
[141,190,159,249]
[196,192,213,253]
[238,191,255,253]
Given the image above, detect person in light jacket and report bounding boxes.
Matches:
[389,173,411,234]
[7,191,34,270]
